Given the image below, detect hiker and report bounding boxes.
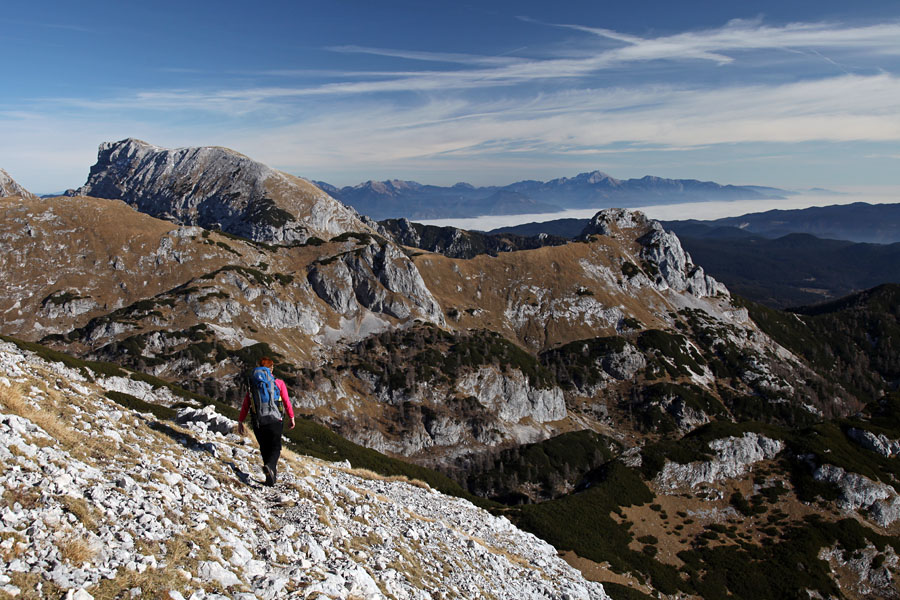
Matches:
[237,357,295,486]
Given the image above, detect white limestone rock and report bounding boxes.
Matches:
[847,427,900,458]
[582,208,728,299]
[0,341,610,600]
[813,464,900,527]
[175,405,235,436]
[456,367,566,424]
[820,543,899,599]
[654,433,784,491]
[72,139,368,243]
[308,240,444,326]
[197,561,241,588]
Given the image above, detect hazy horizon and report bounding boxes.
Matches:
[417,187,900,231]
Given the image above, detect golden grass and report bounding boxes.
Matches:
[342,467,431,490]
[0,533,27,563]
[0,384,71,441]
[0,382,110,461]
[88,528,219,600]
[4,572,64,600]
[88,566,193,600]
[59,495,98,530]
[59,534,96,565]
[2,485,43,510]
[389,545,442,590]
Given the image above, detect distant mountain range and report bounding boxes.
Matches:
[317,171,787,220]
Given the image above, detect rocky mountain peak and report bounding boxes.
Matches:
[356,180,422,195]
[72,139,370,244]
[581,208,650,237]
[581,170,619,185]
[0,169,37,200]
[581,208,728,298]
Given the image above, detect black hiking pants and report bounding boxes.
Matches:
[252,420,284,481]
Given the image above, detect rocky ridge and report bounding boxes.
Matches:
[652,432,784,492]
[0,169,37,200]
[71,139,369,244]
[378,218,568,259]
[814,464,900,528]
[0,341,609,599]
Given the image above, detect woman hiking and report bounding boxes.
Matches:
[237,357,295,486]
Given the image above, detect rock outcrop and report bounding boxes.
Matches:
[813,464,900,527]
[848,427,900,458]
[0,169,37,200]
[308,239,445,325]
[72,139,369,243]
[456,367,566,424]
[819,543,899,599]
[0,341,609,600]
[581,208,728,298]
[653,433,784,491]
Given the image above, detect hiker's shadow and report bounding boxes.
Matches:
[149,421,255,486]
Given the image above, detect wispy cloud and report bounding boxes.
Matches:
[22,69,900,176]
[208,73,900,178]
[326,45,528,67]
[4,16,900,191]
[27,18,900,113]
[524,17,900,66]
[1,18,93,33]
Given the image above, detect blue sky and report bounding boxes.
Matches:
[2,0,900,194]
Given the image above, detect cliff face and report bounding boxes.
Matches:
[72,139,368,243]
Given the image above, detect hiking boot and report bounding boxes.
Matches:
[263,466,274,487]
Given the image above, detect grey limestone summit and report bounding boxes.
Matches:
[581,208,728,298]
[72,139,369,244]
[0,169,37,200]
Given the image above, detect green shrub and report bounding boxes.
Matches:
[508,462,685,595]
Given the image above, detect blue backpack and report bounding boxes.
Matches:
[248,366,284,426]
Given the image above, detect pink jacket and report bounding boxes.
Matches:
[238,378,295,423]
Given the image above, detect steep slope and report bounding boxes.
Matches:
[0,194,444,365]
[72,139,371,243]
[0,169,37,200]
[0,340,609,600]
[739,284,900,399]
